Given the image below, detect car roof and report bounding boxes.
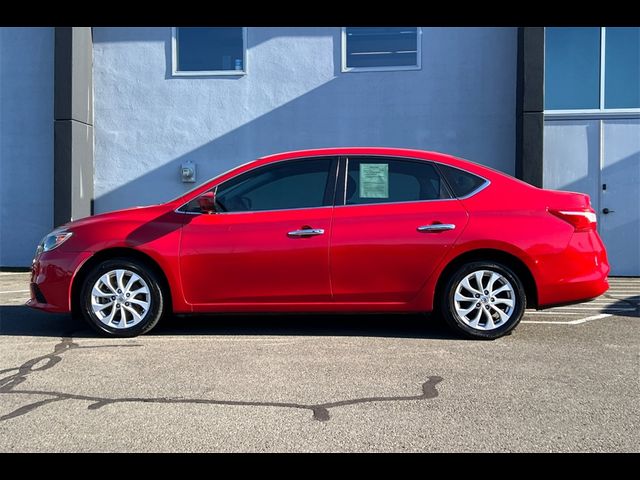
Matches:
[256,147,495,177]
[260,147,457,163]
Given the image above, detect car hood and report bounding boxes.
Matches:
[59,204,168,230]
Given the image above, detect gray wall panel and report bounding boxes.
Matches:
[0,28,54,266]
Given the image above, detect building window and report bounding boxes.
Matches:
[342,27,421,72]
[604,28,640,109]
[544,28,600,110]
[172,27,247,76]
[545,27,640,111]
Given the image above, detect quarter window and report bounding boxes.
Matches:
[344,158,451,206]
[437,164,486,198]
[342,27,421,72]
[214,158,335,213]
[173,27,246,75]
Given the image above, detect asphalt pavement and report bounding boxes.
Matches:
[0,272,638,452]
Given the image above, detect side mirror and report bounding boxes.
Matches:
[197,191,216,214]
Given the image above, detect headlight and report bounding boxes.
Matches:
[35,228,73,256]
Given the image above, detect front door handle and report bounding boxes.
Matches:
[602,208,614,214]
[417,224,456,233]
[287,228,325,237]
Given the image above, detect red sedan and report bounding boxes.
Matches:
[27,148,609,339]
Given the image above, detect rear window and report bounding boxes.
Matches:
[438,164,487,198]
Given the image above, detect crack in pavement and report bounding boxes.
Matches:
[0,336,442,422]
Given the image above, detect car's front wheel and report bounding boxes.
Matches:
[441,261,526,339]
[79,258,165,337]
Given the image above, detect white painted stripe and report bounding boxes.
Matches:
[581,300,626,303]
[0,289,30,294]
[545,306,635,311]
[522,320,578,324]
[522,313,612,325]
[581,303,635,307]
[583,301,626,303]
[525,311,580,315]
[570,313,615,324]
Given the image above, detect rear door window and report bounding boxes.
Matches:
[343,157,452,205]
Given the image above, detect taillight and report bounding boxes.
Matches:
[549,209,597,232]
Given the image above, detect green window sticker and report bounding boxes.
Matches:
[359,163,389,198]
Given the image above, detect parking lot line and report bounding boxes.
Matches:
[526,311,580,315]
[582,302,629,305]
[544,306,635,311]
[522,313,612,325]
[0,289,30,294]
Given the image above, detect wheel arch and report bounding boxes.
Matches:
[433,248,539,310]
[71,247,173,317]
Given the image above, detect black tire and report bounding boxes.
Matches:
[440,261,526,340]
[79,257,165,337]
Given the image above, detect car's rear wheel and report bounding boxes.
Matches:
[80,258,165,337]
[441,261,526,339]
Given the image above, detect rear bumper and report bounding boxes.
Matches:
[536,230,610,308]
[26,250,93,313]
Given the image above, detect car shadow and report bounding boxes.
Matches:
[0,305,460,340]
[153,312,460,340]
[597,295,640,317]
[0,306,90,337]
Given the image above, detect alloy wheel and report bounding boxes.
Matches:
[90,269,151,329]
[453,269,515,331]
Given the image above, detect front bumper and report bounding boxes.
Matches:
[26,250,93,313]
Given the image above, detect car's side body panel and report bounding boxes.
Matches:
[330,200,469,303]
[28,206,191,313]
[180,207,334,306]
[26,147,609,319]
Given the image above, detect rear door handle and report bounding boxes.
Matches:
[287,228,325,237]
[417,224,456,233]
